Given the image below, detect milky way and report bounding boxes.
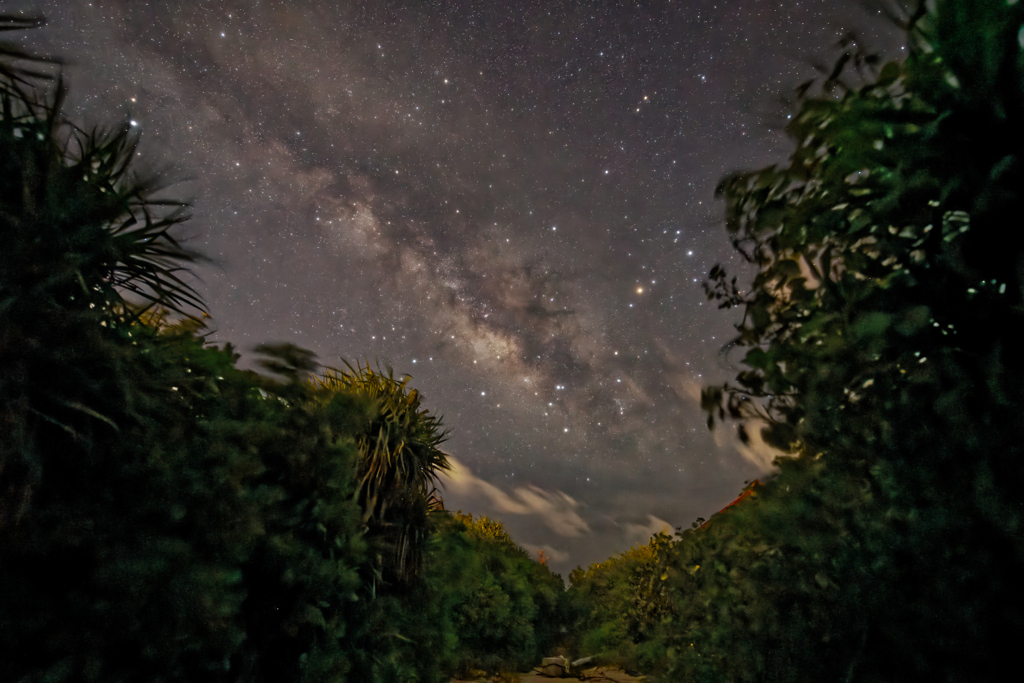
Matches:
[11,0,903,574]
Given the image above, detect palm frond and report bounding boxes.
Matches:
[0,47,206,321]
[0,15,60,87]
[312,360,450,583]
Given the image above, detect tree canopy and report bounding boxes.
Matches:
[572,2,1024,680]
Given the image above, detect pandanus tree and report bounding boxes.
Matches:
[0,16,205,526]
[313,361,450,586]
[0,17,203,319]
[0,21,374,681]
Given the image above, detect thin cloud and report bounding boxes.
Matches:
[714,418,789,473]
[441,456,591,537]
[622,514,674,546]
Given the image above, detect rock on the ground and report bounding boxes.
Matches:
[537,655,568,676]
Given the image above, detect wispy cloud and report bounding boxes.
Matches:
[713,418,789,473]
[622,514,674,546]
[440,456,591,537]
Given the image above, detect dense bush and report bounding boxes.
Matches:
[313,362,450,587]
[438,513,566,674]
[566,533,672,667]
[567,3,1024,681]
[340,512,566,682]
[0,311,376,682]
[390,512,567,678]
[0,28,379,679]
[565,2,1024,681]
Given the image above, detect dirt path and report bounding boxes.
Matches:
[520,667,644,681]
[453,666,645,682]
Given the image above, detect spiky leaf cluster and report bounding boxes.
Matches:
[0,16,204,525]
[0,47,203,323]
[313,361,450,585]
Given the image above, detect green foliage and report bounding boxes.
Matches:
[567,534,673,667]
[705,0,1024,449]
[651,1,1024,680]
[0,27,204,527]
[0,26,371,682]
[0,316,375,682]
[337,512,566,682]
[399,512,567,679]
[440,513,566,675]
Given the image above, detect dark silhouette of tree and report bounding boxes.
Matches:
[1,14,205,527]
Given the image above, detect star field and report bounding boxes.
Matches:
[10,0,902,574]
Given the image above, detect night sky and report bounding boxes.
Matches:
[10,0,903,575]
